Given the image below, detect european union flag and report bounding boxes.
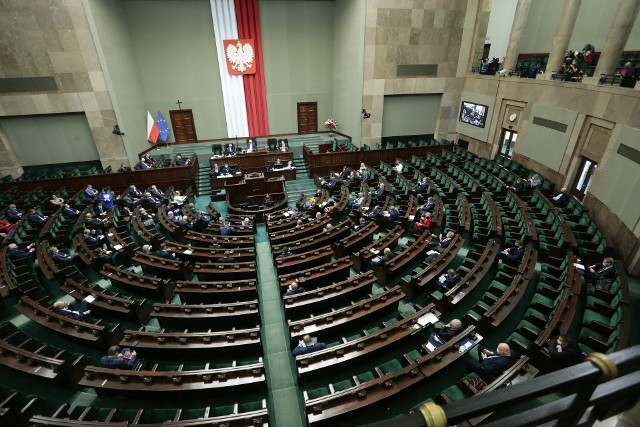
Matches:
[157,111,170,142]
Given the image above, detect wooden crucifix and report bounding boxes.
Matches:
[176,100,183,110]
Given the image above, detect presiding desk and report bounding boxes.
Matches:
[225,174,289,222]
[210,150,293,174]
[211,168,296,191]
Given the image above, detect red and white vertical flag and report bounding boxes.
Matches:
[147,111,159,143]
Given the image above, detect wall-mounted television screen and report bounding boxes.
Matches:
[459,101,489,128]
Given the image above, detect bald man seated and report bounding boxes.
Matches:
[465,342,517,378]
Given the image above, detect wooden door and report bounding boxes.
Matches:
[570,156,598,201]
[297,102,317,134]
[169,109,198,143]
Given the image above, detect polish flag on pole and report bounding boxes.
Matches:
[147,111,159,144]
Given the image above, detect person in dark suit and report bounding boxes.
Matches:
[144,193,161,208]
[27,209,47,226]
[8,243,35,261]
[117,163,131,173]
[220,222,236,236]
[437,269,461,291]
[385,205,400,226]
[155,244,177,260]
[149,185,164,199]
[372,183,386,205]
[128,186,143,199]
[263,194,274,207]
[366,205,383,221]
[551,187,570,207]
[416,197,436,219]
[210,163,221,177]
[246,139,257,152]
[585,257,616,290]
[370,247,393,268]
[465,343,517,378]
[292,334,326,356]
[221,163,233,175]
[279,139,289,152]
[53,300,90,319]
[83,229,104,245]
[428,231,455,251]
[510,178,526,193]
[350,218,367,234]
[49,246,78,265]
[174,154,187,166]
[217,251,236,263]
[284,283,305,297]
[62,204,80,219]
[100,345,138,369]
[277,247,294,259]
[428,319,465,347]
[548,334,583,370]
[224,143,236,156]
[499,240,525,263]
[6,204,24,223]
[412,177,429,195]
[84,213,106,229]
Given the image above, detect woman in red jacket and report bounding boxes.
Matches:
[414,212,432,234]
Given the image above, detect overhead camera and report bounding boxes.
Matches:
[362,109,371,119]
[112,125,124,136]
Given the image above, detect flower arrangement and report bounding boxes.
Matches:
[324,119,338,131]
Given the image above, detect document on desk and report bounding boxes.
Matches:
[303,324,318,333]
[183,249,194,255]
[417,312,439,327]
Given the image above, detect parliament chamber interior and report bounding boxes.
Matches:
[0,0,639,426]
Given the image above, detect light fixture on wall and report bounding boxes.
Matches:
[112,125,124,136]
[362,109,371,119]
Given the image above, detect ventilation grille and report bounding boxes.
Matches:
[0,77,58,94]
[617,144,640,165]
[396,64,438,77]
[531,116,568,133]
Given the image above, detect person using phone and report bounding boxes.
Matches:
[100,345,138,369]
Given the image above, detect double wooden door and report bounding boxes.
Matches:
[170,109,198,143]
[297,102,317,134]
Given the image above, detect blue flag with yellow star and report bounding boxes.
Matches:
[157,111,170,142]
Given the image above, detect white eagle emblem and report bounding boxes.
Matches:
[226,41,254,73]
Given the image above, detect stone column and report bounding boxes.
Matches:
[502,0,532,72]
[0,125,23,179]
[592,0,640,77]
[544,0,582,77]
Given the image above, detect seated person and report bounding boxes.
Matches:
[277,247,294,259]
[510,178,526,193]
[428,319,465,347]
[286,160,295,169]
[94,247,119,266]
[152,243,176,260]
[428,231,455,251]
[8,242,35,261]
[99,188,115,210]
[210,163,221,177]
[129,185,143,199]
[416,196,436,218]
[585,257,616,290]
[49,246,78,265]
[27,208,47,226]
[292,334,326,356]
[224,143,236,156]
[100,345,138,369]
[548,334,583,370]
[620,61,637,88]
[53,299,91,319]
[350,217,367,234]
[217,251,236,263]
[414,212,433,234]
[385,204,400,225]
[528,61,542,78]
[412,177,429,194]
[149,185,164,199]
[465,342,517,378]
[83,228,105,245]
[272,158,284,169]
[371,183,386,205]
[220,222,236,236]
[6,204,24,223]
[528,174,542,190]
[117,163,131,173]
[279,139,289,152]
[366,204,383,221]
[551,187,570,207]
[84,185,98,199]
[263,194,274,207]
[167,211,193,230]
[369,247,393,269]
[562,59,580,81]
[246,138,257,152]
[437,269,461,291]
[84,213,106,229]
[50,193,64,206]
[138,156,152,169]
[499,240,525,263]
[284,282,305,297]
[348,192,365,210]
[394,161,404,174]
[221,163,233,175]
[62,203,80,219]
[174,154,188,166]
[143,192,161,208]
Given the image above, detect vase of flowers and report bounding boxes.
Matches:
[324,118,338,136]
